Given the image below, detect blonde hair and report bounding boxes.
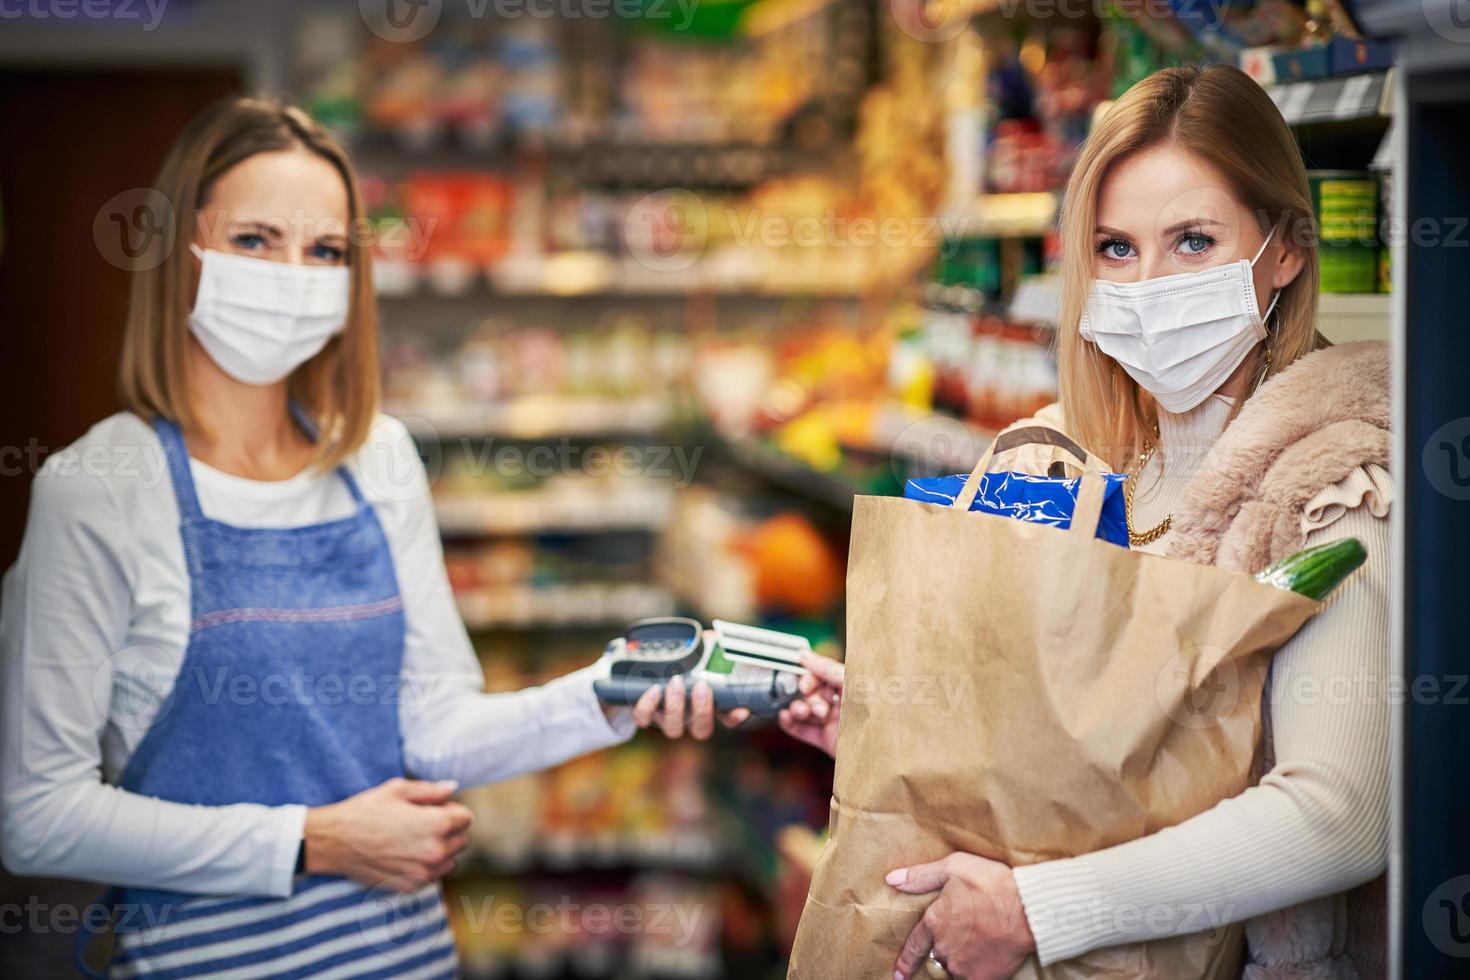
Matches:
[118,95,379,470]
[1056,64,1327,471]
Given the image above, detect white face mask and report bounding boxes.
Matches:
[1079,226,1280,414]
[188,245,351,386]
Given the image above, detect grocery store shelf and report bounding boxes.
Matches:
[455,583,674,631]
[1269,70,1393,126]
[376,251,893,301]
[392,396,672,440]
[1318,292,1391,343]
[435,488,673,537]
[723,439,867,511]
[352,129,802,192]
[918,282,1003,314]
[941,192,1059,239]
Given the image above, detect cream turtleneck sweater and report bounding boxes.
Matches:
[1010,394,1392,964]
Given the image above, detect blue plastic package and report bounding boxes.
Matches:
[904,470,1131,548]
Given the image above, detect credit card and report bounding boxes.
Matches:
[712,620,810,675]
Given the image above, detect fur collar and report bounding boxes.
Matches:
[1165,341,1391,573]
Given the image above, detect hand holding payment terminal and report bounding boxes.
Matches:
[591,617,807,719]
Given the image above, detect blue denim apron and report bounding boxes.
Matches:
[85,417,458,979]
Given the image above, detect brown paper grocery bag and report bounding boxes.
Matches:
[788,426,1321,980]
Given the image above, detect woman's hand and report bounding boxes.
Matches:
[628,675,750,740]
[304,777,472,891]
[777,652,844,758]
[888,852,1035,980]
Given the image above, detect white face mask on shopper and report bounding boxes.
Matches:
[188,245,351,386]
[1079,226,1280,414]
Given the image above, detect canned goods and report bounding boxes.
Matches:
[1308,170,1380,294]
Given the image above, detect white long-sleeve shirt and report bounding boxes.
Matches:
[0,411,634,900]
[1011,395,1391,963]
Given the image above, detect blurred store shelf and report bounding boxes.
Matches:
[461,830,726,878]
[456,583,674,631]
[391,396,672,441]
[941,192,1059,239]
[1007,275,1064,329]
[436,484,674,537]
[376,251,906,301]
[713,413,999,514]
[1269,69,1393,126]
[918,282,1003,314]
[352,131,802,193]
[724,439,867,512]
[1318,292,1391,343]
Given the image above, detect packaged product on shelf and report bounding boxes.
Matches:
[1310,169,1381,293]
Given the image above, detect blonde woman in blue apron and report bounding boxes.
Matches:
[0,97,728,977]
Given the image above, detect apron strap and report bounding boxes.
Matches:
[289,401,368,507]
[152,417,205,522]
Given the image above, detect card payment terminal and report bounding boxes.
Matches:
[591,617,805,719]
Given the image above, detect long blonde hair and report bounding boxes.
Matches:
[118,96,379,470]
[1056,64,1326,471]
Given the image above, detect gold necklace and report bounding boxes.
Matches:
[1124,436,1172,547]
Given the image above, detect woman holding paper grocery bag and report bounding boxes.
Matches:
[783,64,1389,980]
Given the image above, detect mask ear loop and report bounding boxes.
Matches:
[1247,220,1284,396]
[1248,221,1278,268]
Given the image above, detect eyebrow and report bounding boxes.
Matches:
[1094,218,1227,238]
[230,218,287,239]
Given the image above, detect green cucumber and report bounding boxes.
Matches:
[1254,538,1367,601]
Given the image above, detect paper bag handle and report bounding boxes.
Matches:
[951,425,1110,540]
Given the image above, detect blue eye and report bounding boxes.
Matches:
[1177,233,1215,255]
[1095,238,1135,260]
[231,233,266,250]
[310,242,346,262]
